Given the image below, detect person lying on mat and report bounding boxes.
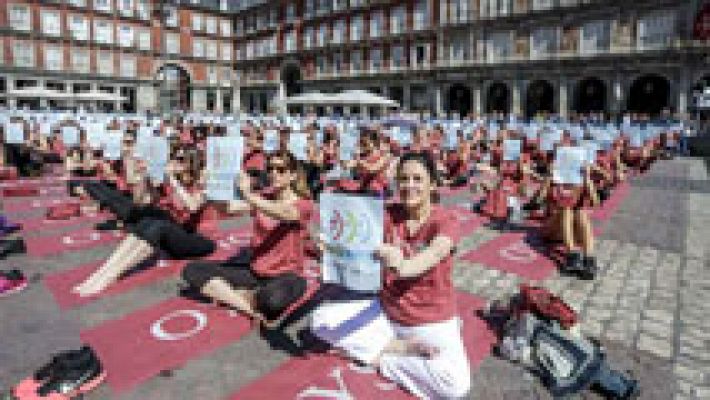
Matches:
[310,152,471,399]
[181,151,312,327]
[73,149,218,297]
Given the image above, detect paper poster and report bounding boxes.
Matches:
[320,193,384,292]
[4,122,24,144]
[227,123,241,137]
[444,127,459,150]
[503,139,522,161]
[553,146,586,185]
[102,130,124,160]
[487,123,499,140]
[581,140,599,164]
[206,136,244,201]
[263,130,279,153]
[339,131,359,161]
[39,122,52,137]
[62,126,80,147]
[146,136,169,184]
[629,129,642,148]
[86,123,106,150]
[524,124,539,140]
[287,133,308,161]
[569,125,584,141]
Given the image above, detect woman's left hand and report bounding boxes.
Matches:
[376,244,404,273]
[238,173,252,196]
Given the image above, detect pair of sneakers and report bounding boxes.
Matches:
[564,251,597,280]
[14,346,106,399]
[0,269,27,297]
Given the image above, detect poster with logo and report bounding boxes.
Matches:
[146,136,169,184]
[4,122,24,144]
[103,130,124,160]
[320,193,384,292]
[263,130,279,153]
[86,123,106,150]
[581,140,599,165]
[206,136,244,201]
[503,139,522,161]
[339,131,359,161]
[134,126,154,159]
[553,146,586,185]
[61,126,80,147]
[288,133,308,161]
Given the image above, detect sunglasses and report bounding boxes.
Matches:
[267,165,288,173]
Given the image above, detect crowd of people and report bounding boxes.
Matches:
[0,109,687,399]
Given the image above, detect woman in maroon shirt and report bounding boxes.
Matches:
[311,152,471,399]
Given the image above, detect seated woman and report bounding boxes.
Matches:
[73,150,217,297]
[181,151,312,325]
[310,152,471,399]
[354,130,391,197]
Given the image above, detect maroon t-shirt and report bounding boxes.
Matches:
[380,204,460,326]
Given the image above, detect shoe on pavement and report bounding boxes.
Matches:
[0,269,28,297]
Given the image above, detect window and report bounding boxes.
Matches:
[351,15,363,41]
[333,20,345,43]
[165,33,180,54]
[192,14,203,31]
[531,0,554,11]
[67,0,86,7]
[97,51,114,75]
[304,0,315,18]
[41,10,61,37]
[413,44,428,66]
[206,41,218,60]
[414,0,428,30]
[235,19,244,36]
[71,47,90,73]
[285,30,297,52]
[220,20,231,37]
[369,47,382,70]
[193,39,204,58]
[120,54,137,78]
[94,20,114,44]
[318,24,329,47]
[391,6,406,34]
[487,31,513,61]
[579,20,610,53]
[303,27,314,49]
[164,6,178,27]
[69,15,89,40]
[8,4,31,31]
[370,10,383,38]
[221,42,232,61]
[449,35,468,62]
[334,0,347,12]
[205,17,217,35]
[637,11,676,49]
[450,0,470,24]
[137,29,151,50]
[118,0,134,17]
[333,52,344,72]
[391,45,405,68]
[44,44,63,71]
[530,27,557,57]
[316,55,328,75]
[286,3,296,22]
[317,0,330,16]
[118,25,134,48]
[12,40,34,68]
[137,0,150,20]
[207,66,217,84]
[350,50,363,71]
[94,0,112,13]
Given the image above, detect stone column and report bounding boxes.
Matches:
[232,84,241,115]
[114,86,122,112]
[512,80,522,117]
[434,84,443,116]
[191,87,207,112]
[402,83,411,112]
[610,75,625,118]
[38,79,48,110]
[677,71,690,118]
[6,76,17,109]
[136,84,157,113]
[558,77,570,119]
[215,87,224,114]
[277,80,287,116]
[473,83,482,117]
[66,81,76,110]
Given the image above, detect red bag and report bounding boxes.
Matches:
[3,187,39,197]
[0,166,18,181]
[516,284,578,329]
[46,203,81,220]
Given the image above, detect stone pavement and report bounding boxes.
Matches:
[0,158,709,400]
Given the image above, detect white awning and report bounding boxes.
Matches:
[73,91,128,102]
[3,88,127,102]
[284,90,399,108]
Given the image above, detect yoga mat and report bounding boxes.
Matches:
[3,196,76,213]
[24,228,123,258]
[448,205,488,238]
[459,232,556,281]
[18,212,111,232]
[80,297,253,394]
[230,292,495,400]
[591,182,631,221]
[44,228,253,309]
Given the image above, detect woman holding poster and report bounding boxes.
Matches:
[311,152,471,399]
[182,151,313,325]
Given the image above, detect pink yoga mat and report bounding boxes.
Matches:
[80,297,254,394]
[18,212,110,232]
[3,196,76,213]
[24,228,123,258]
[591,182,631,221]
[231,292,495,400]
[44,227,253,309]
[459,232,556,281]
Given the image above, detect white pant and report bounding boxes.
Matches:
[310,299,471,399]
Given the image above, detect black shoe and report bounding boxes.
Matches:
[34,346,94,381]
[0,239,26,258]
[37,348,103,396]
[95,219,119,231]
[580,256,598,280]
[564,251,584,274]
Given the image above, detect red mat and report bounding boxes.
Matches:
[3,196,75,213]
[24,229,123,258]
[231,293,495,400]
[448,205,488,238]
[459,232,556,280]
[18,212,110,232]
[44,228,253,309]
[591,182,630,221]
[80,297,254,394]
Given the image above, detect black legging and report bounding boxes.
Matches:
[131,218,215,259]
[80,181,171,224]
[182,261,307,321]
[5,144,44,176]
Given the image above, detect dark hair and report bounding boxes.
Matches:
[397,151,440,188]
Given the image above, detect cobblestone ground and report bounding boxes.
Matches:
[0,158,708,400]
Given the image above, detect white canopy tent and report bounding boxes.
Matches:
[283,89,399,117]
[4,88,73,99]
